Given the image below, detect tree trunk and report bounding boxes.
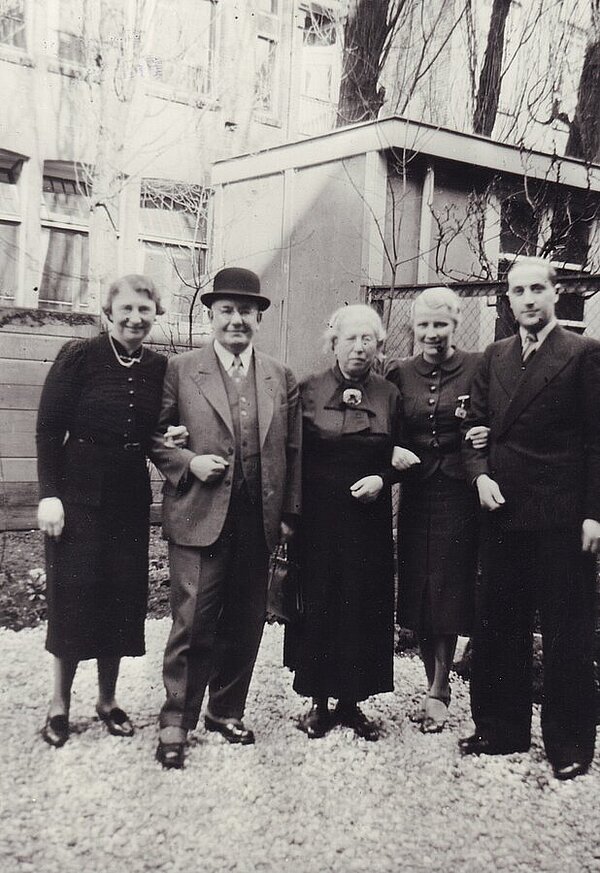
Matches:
[565,1,600,162]
[472,0,511,136]
[336,0,392,126]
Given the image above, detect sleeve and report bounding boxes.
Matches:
[36,340,86,499]
[149,356,197,491]
[380,384,404,488]
[282,365,302,518]
[582,341,600,521]
[460,347,492,485]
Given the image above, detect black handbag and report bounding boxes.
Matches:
[266,542,303,625]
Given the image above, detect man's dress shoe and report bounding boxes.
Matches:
[156,739,185,770]
[458,733,529,756]
[553,761,588,781]
[204,714,255,744]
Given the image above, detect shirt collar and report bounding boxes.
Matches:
[213,339,254,372]
[519,318,557,347]
[412,347,464,376]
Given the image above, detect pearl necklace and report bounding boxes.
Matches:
[108,332,144,368]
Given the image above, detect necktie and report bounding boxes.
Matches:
[522,331,538,364]
[230,355,245,385]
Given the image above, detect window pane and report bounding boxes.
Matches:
[0,222,19,300]
[57,0,86,64]
[39,227,89,308]
[255,36,276,112]
[0,0,26,49]
[42,175,90,221]
[140,182,209,243]
[500,198,539,256]
[146,0,215,94]
[142,240,206,320]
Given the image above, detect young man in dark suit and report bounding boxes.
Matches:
[460,256,600,780]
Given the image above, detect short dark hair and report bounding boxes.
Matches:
[507,257,557,287]
[102,274,165,316]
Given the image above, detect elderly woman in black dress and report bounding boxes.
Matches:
[36,274,171,747]
[285,304,402,741]
[386,287,488,733]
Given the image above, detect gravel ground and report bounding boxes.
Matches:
[1,620,599,873]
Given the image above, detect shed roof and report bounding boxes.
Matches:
[212,116,600,193]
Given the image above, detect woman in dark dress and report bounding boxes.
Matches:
[285,304,402,741]
[36,274,169,747]
[386,287,488,733]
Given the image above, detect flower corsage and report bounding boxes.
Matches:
[342,388,362,407]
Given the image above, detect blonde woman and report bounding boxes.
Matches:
[386,287,488,733]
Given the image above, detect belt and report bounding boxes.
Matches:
[71,434,145,453]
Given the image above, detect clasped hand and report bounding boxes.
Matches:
[38,497,65,538]
[163,425,189,448]
[350,475,383,503]
[190,454,229,484]
[475,474,506,511]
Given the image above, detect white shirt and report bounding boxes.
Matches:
[213,339,254,375]
[519,318,558,349]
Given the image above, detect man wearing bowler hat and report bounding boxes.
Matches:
[151,267,302,768]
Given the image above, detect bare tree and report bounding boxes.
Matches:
[565,0,600,161]
[472,0,512,136]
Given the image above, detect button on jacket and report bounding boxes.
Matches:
[385,349,481,481]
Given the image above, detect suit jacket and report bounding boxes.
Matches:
[151,343,302,551]
[462,326,600,530]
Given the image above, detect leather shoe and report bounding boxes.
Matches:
[96,706,134,737]
[458,733,529,756]
[41,714,69,748]
[297,704,332,739]
[552,761,588,781]
[334,704,380,741]
[156,739,185,770]
[205,714,255,744]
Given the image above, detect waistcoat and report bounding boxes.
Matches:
[219,356,261,503]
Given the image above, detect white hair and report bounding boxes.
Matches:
[323,304,386,353]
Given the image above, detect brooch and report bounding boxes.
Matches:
[454,395,470,419]
[342,388,362,407]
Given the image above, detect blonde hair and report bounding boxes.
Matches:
[412,286,461,326]
[323,304,386,354]
[102,274,165,317]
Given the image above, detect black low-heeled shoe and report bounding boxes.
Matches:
[42,714,69,748]
[553,761,588,781]
[204,714,255,744]
[297,704,332,739]
[334,704,380,741]
[156,739,185,770]
[96,706,134,737]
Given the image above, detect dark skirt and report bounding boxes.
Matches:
[45,498,150,660]
[397,472,478,636]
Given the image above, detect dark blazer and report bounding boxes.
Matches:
[151,343,302,552]
[386,349,481,481]
[462,325,600,530]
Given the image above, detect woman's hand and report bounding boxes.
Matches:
[391,446,421,471]
[465,425,490,450]
[350,475,384,503]
[164,424,189,449]
[38,497,65,538]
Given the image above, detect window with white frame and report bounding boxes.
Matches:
[44,0,93,67]
[38,168,91,309]
[254,1,279,116]
[0,0,26,49]
[145,0,216,97]
[139,180,210,325]
[299,5,340,134]
[0,151,24,303]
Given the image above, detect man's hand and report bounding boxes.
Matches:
[391,446,421,471]
[189,454,229,484]
[38,497,65,538]
[581,519,600,554]
[350,475,384,504]
[475,474,506,511]
[279,519,295,544]
[465,425,490,450]
[164,424,189,448]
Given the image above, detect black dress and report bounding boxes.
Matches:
[284,365,402,702]
[36,333,167,660]
[386,349,480,636]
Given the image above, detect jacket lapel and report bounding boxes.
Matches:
[493,336,523,401]
[190,345,234,437]
[498,326,572,436]
[255,352,275,448]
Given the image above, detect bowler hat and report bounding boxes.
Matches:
[201,267,271,311]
